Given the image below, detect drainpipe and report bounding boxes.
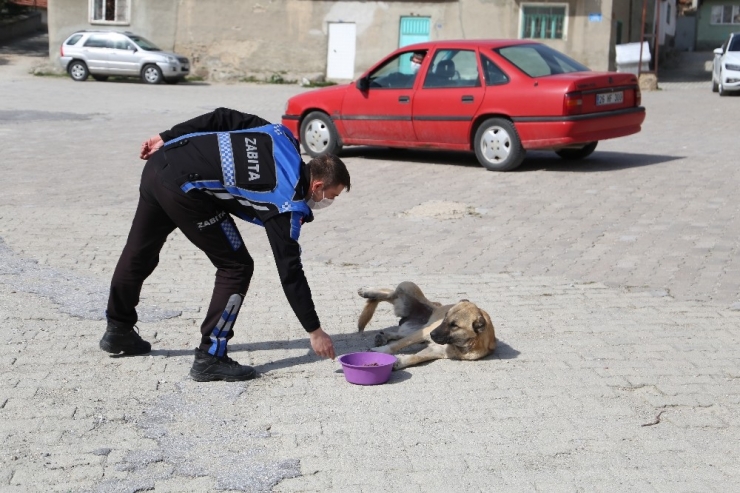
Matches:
[655,0,661,79]
[638,0,647,76]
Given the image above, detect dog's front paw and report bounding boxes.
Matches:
[392,355,409,371]
[358,287,372,298]
[374,332,388,347]
[370,344,392,354]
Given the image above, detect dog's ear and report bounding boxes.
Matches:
[472,315,487,333]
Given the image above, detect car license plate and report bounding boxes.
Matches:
[596,91,623,106]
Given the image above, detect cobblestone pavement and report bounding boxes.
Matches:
[1,43,739,492]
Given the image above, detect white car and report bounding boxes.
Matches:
[712,32,740,96]
[59,30,190,84]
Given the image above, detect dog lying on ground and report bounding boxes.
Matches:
[357,281,496,370]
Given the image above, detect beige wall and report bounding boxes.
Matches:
[49,0,617,80]
[612,0,643,44]
[174,1,462,81]
[48,0,179,59]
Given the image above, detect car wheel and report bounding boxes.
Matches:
[555,141,598,160]
[718,70,727,96]
[68,61,89,82]
[300,111,343,157]
[473,118,525,171]
[141,64,163,84]
[712,76,719,93]
[91,74,109,82]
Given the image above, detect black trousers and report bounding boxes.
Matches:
[106,151,254,355]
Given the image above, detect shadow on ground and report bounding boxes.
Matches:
[0,30,48,56]
[85,77,211,86]
[519,150,682,172]
[341,146,682,172]
[658,50,715,83]
[145,332,520,376]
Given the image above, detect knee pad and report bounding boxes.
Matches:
[208,293,244,357]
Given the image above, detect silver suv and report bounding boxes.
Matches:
[59,30,190,84]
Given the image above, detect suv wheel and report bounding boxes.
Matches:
[141,64,163,84]
[68,61,89,82]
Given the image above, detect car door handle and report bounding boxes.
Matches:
[398,96,410,103]
[461,95,474,103]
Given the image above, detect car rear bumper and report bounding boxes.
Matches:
[59,56,72,70]
[514,107,646,149]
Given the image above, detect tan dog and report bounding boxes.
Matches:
[357,282,496,370]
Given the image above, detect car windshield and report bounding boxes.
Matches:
[729,36,740,52]
[127,35,161,51]
[494,44,589,77]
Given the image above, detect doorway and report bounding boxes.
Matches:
[399,16,430,48]
[327,22,357,80]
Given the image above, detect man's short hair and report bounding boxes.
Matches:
[308,154,351,191]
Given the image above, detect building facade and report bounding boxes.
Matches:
[49,0,658,82]
[695,0,740,50]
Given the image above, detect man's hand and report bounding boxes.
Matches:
[309,327,335,360]
[140,135,164,160]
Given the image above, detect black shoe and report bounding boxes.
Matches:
[99,323,151,355]
[189,348,256,382]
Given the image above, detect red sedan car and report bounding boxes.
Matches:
[282,40,645,171]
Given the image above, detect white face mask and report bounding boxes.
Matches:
[410,60,421,74]
[307,190,334,210]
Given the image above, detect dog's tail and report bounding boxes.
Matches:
[357,299,380,332]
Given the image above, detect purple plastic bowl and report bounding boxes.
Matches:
[338,352,396,385]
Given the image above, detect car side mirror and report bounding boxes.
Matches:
[356,77,369,91]
[714,47,723,55]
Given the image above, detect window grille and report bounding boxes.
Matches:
[521,5,566,39]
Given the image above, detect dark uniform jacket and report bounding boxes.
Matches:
[159,107,320,332]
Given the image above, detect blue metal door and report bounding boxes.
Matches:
[399,16,430,48]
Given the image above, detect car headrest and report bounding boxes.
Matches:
[435,60,456,79]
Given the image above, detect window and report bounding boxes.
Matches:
[83,34,111,48]
[110,35,135,51]
[521,4,567,39]
[495,43,589,78]
[65,34,83,46]
[480,55,509,86]
[126,35,163,52]
[368,52,422,89]
[730,35,740,52]
[90,0,130,24]
[422,50,480,88]
[711,5,740,24]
